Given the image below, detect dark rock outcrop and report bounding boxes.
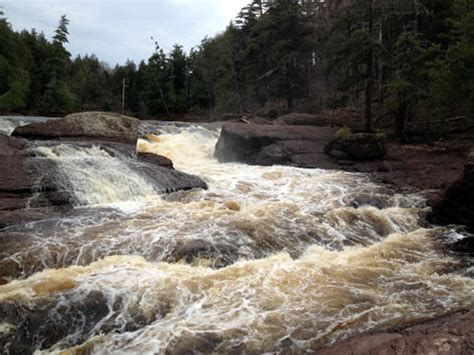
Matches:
[324,133,387,161]
[318,310,474,355]
[0,134,72,227]
[215,123,338,168]
[138,152,174,169]
[12,112,139,144]
[130,161,207,193]
[430,150,474,232]
[0,135,70,210]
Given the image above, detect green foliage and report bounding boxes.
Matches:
[336,126,353,139]
[428,0,474,118]
[0,0,472,129]
[0,60,30,111]
[53,15,69,45]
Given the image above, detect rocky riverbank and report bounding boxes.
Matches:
[215,121,472,192]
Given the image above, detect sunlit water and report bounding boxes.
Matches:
[0,122,472,354]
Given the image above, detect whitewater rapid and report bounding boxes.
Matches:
[0,123,472,354]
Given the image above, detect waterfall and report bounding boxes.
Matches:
[35,144,158,205]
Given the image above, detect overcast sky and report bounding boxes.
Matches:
[3,0,249,66]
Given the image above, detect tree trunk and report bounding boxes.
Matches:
[378,19,384,104]
[396,97,409,143]
[365,0,375,133]
[285,62,294,112]
[365,79,373,132]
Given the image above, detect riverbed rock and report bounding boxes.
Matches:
[12,111,139,144]
[430,149,474,232]
[169,239,239,267]
[215,123,338,168]
[324,133,387,161]
[138,152,174,169]
[0,290,110,353]
[130,161,207,193]
[318,309,474,355]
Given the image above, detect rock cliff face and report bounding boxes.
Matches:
[0,134,70,228]
[215,123,339,168]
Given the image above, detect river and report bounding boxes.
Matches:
[0,120,473,354]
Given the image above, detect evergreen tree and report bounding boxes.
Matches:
[0,10,31,111]
[429,0,474,118]
[46,15,73,112]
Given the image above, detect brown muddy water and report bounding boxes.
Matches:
[0,123,473,354]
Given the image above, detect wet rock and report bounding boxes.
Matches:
[0,134,72,224]
[132,161,207,192]
[215,123,338,168]
[170,239,239,267]
[318,309,474,355]
[430,150,474,233]
[166,332,223,355]
[255,144,291,166]
[0,290,110,354]
[12,111,139,144]
[0,207,68,230]
[138,152,174,169]
[324,133,387,161]
[345,193,389,209]
[274,113,331,127]
[0,133,28,155]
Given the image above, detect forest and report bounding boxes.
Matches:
[0,0,473,138]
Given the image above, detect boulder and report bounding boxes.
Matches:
[430,150,474,232]
[12,112,139,144]
[215,123,338,168]
[138,152,174,169]
[169,239,239,267]
[324,133,387,161]
[274,113,331,127]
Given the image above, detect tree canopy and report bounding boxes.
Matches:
[0,0,472,138]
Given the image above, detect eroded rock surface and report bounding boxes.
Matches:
[12,111,139,144]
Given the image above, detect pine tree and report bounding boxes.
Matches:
[53,15,69,45]
[46,15,73,112]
